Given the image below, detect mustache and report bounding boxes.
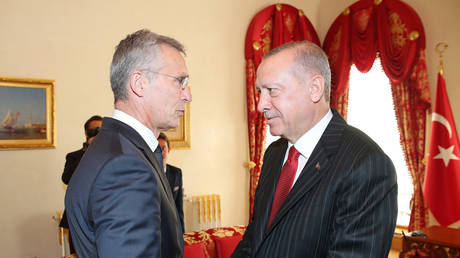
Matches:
[263,111,276,119]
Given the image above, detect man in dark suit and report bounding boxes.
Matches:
[232,41,397,257]
[60,115,102,254]
[65,29,192,257]
[158,132,184,231]
[61,115,102,185]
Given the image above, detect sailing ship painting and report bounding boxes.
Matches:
[2,109,20,129]
[0,86,47,140]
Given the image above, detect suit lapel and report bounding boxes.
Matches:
[263,110,347,235]
[261,140,288,220]
[141,147,175,199]
[251,140,287,251]
[102,118,176,204]
[264,144,330,235]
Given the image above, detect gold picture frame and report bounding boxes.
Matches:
[0,76,56,149]
[164,102,190,149]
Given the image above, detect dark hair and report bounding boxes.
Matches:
[84,115,103,132]
[158,132,170,149]
[110,29,186,102]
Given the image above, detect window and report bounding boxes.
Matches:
[348,58,412,226]
[264,58,412,226]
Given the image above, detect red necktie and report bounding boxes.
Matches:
[266,146,300,231]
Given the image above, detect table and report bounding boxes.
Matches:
[399,226,460,257]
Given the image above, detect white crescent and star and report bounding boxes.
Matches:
[433,145,459,167]
[432,112,459,167]
[432,112,453,138]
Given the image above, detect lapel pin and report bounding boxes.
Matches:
[315,162,320,171]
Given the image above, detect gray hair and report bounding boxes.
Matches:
[110,29,185,102]
[264,41,331,102]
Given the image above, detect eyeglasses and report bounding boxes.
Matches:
[143,69,189,90]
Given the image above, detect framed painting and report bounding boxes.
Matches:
[0,76,56,149]
[165,102,190,149]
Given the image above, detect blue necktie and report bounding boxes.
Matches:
[154,145,164,172]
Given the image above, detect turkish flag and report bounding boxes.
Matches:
[423,73,460,226]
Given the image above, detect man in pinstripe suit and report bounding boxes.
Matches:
[232,41,397,257]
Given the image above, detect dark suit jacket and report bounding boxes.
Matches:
[65,117,183,258]
[62,146,86,184]
[165,164,184,231]
[60,146,86,228]
[232,109,398,258]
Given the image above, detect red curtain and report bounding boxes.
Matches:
[323,0,431,231]
[245,3,320,218]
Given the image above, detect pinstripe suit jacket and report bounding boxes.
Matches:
[232,109,397,258]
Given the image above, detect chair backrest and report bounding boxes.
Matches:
[54,211,71,257]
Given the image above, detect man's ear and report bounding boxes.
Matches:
[129,70,145,97]
[309,75,325,103]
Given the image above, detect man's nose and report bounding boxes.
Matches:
[182,86,192,102]
[257,92,269,113]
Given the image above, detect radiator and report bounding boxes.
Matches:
[187,194,221,231]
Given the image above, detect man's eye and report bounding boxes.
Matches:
[268,88,280,96]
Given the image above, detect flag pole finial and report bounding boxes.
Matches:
[435,42,448,76]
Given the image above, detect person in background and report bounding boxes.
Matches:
[60,115,102,254]
[158,132,184,231]
[65,29,192,257]
[232,41,397,257]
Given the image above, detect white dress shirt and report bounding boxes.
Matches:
[112,109,158,154]
[284,109,333,188]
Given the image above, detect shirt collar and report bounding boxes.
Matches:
[290,109,333,159]
[112,109,158,153]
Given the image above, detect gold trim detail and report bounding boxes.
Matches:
[409,30,419,41]
[276,3,282,11]
[244,161,256,168]
[435,42,448,76]
[284,13,295,34]
[165,100,191,149]
[253,41,261,51]
[261,19,273,54]
[389,12,407,49]
[0,76,56,149]
[298,9,304,17]
[374,0,383,5]
[343,8,350,16]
